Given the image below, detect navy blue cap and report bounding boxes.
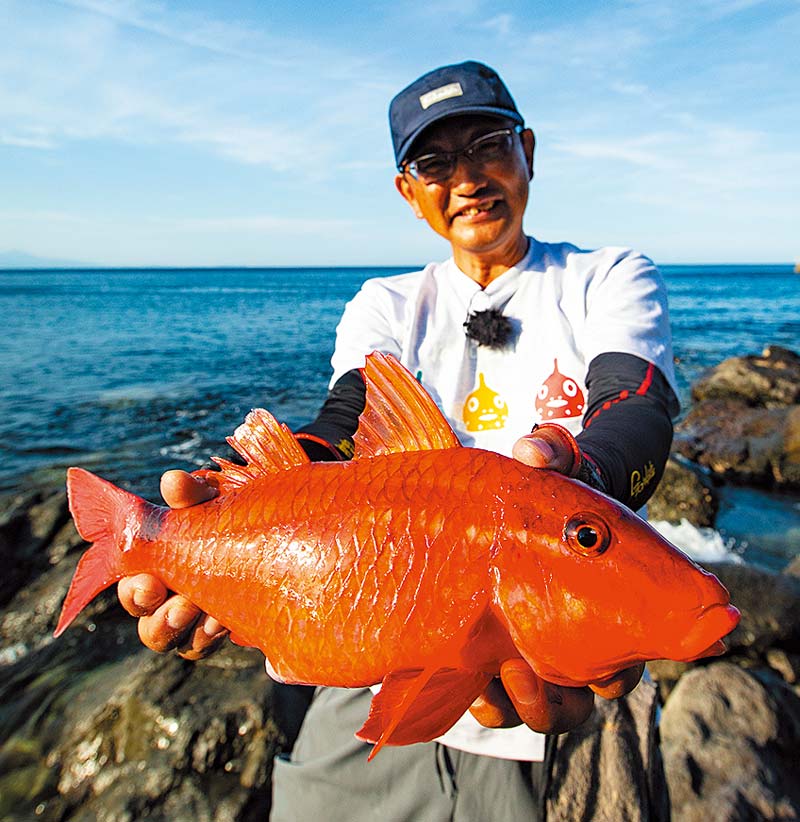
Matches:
[389,61,524,168]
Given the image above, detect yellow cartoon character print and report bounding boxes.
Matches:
[463,373,508,432]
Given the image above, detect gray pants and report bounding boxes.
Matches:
[271,686,550,822]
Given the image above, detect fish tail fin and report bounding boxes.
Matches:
[54,467,144,637]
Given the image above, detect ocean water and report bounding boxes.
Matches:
[1,263,798,568]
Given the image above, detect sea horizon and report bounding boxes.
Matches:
[1,261,797,272]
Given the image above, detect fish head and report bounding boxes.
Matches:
[490,469,740,687]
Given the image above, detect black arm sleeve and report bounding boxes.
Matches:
[294,369,366,461]
[576,352,680,510]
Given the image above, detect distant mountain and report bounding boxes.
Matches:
[0,249,90,269]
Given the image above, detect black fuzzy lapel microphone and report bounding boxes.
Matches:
[463,307,513,349]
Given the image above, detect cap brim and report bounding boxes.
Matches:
[396,106,524,167]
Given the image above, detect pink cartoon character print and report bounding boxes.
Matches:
[535,359,585,421]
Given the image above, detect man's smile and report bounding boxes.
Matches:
[451,198,502,222]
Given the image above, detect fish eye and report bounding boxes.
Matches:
[564,514,611,557]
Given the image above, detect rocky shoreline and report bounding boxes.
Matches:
[1,348,799,821]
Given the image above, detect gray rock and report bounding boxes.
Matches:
[691,346,800,408]
[701,561,800,654]
[547,678,669,822]
[785,555,800,579]
[0,489,77,607]
[0,619,284,822]
[647,457,719,527]
[675,347,800,489]
[675,400,800,488]
[660,662,800,821]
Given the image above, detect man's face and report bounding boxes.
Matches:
[395,115,535,265]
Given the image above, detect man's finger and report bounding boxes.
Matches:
[500,659,594,734]
[118,574,168,617]
[512,427,577,475]
[176,614,231,661]
[589,663,645,699]
[469,677,523,729]
[137,594,202,653]
[160,470,217,509]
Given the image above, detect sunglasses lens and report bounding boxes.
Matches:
[413,155,454,182]
[470,132,513,163]
[408,129,518,183]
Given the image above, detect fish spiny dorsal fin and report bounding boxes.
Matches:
[354,352,460,458]
[200,408,310,494]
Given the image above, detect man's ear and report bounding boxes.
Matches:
[522,129,535,181]
[395,172,425,219]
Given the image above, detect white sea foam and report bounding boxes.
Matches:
[650,519,744,564]
[158,432,208,466]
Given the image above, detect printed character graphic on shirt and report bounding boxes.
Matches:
[535,359,585,421]
[463,373,508,431]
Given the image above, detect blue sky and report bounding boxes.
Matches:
[1,0,798,266]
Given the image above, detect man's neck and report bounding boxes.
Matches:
[453,235,530,288]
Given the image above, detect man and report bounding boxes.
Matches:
[119,61,678,820]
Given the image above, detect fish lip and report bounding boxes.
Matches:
[674,603,740,661]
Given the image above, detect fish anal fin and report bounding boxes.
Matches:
[202,409,310,492]
[355,352,461,458]
[356,667,492,760]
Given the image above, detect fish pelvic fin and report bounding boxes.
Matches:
[357,667,492,760]
[198,408,310,494]
[55,468,150,637]
[355,352,461,458]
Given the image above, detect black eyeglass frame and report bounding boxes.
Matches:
[400,125,525,182]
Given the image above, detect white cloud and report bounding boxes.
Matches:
[0,0,388,175]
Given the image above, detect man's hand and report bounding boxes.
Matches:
[468,426,644,734]
[116,471,229,661]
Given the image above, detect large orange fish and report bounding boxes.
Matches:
[56,352,739,757]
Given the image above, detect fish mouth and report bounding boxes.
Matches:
[674,603,741,662]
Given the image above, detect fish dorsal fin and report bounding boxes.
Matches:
[356,667,492,759]
[200,408,309,494]
[354,352,460,458]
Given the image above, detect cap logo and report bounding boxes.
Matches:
[419,82,463,110]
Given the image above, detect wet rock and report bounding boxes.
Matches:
[1,621,283,822]
[660,662,800,821]
[675,401,800,488]
[701,561,800,654]
[675,347,800,489]
[647,457,719,527]
[764,648,800,685]
[785,554,800,580]
[691,345,800,408]
[646,659,693,703]
[0,489,78,607]
[547,678,669,822]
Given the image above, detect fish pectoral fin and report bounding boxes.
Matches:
[200,409,310,493]
[354,352,461,457]
[356,667,492,760]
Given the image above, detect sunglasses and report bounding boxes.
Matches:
[403,126,524,184]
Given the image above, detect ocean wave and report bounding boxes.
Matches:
[651,519,744,564]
